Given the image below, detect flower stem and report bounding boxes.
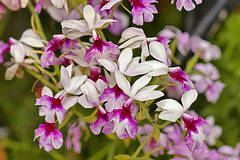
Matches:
[120,2,131,14]
[25,68,58,92]
[132,134,152,158]
[59,40,74,58]
[76,39,87,50]
[27,1,47,41]
[70,0,84,18]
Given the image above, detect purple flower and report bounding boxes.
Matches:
[205,115,222,146]
[138,124,171,156]
[65,122,85,153]
[218,142,240,159]
[41,34,65,68]
[190,36,221,62]
[129,0,158,25]
[34,123,63,152]
[90,105,113,135]
[168,66,194,93]
[159,26,191,56]
[171,0,202,11]
[35,86,78,124]
[99,84,130,112]
[35,87,66,124]
[182,113,209,151]
[0,41,9,64]
[84,34,120,64]
[190,63,225,103]
[110,100,138,139]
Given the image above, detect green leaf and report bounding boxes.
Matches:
[58,110,73,130]
[114,154,131,160]
[152,124,160,143]
[136,111,146,121]
[185,50,201,74]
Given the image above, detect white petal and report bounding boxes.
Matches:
[51,0,65,8]
[104,69,116,86]
[95,19,117,29]
[119,27,145,43]
[149,41,167,64]
[60,66,70,88]
[156,99,183,122]
[41,86,53,97]
[135,90,164,101]
[115,71,131,96]
[10,43,25,63]
[98,59,118,72]
[181,89,198,111]
[143,61,169,76]
[66,75,87,94]
[62,96,78,110]
[83,5,96,30]
[78,95,93,108]
[5,64,19,80]
[61,20,89,32]
[101,0,121,10]
[81,80,99,106]
[130,75,151,97]
[20,37,44,48]
[21,0,28,8]
[124,64,152,76]
[119,36,145,49]
[118,48,133,73]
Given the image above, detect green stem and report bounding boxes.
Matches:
[71,0,84,18]
[170,38,177,62]
[144,146,164,157]
[97,29,106,42]
[60,40,74,57]
[76,39,87,50]
[27,1,47,41]
[72,107,84,118]
[120,2,131,14]
[156,121,170,129]
[100,5,116,29]
[25,68,58,92]
[132,134,152,158]
[140,102,153,124]
[107,140,118,160]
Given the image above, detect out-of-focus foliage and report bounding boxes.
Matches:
[0,1,240,160]
[199,10,240,147]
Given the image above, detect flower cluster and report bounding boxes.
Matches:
[0,0,238,159]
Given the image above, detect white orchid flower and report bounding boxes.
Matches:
[60,65,87,95]
[155,89,198,122]
[61,5,117,39]
[115,71,164,102]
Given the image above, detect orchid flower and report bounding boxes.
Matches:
[35,86,78,124]
[155,89,197,122]
[34,123,63,152]
[190,36,221,62]
[159,26,190,56]
[59,64,87,95]
[101,0,158,25]
[61,5,116,39]
[171,0,202,11]
[168,66,195,93]
[115,71,164,102]
[190,63,225,103]
[8,29,44,63]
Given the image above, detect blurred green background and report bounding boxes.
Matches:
[0,1,240,159]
